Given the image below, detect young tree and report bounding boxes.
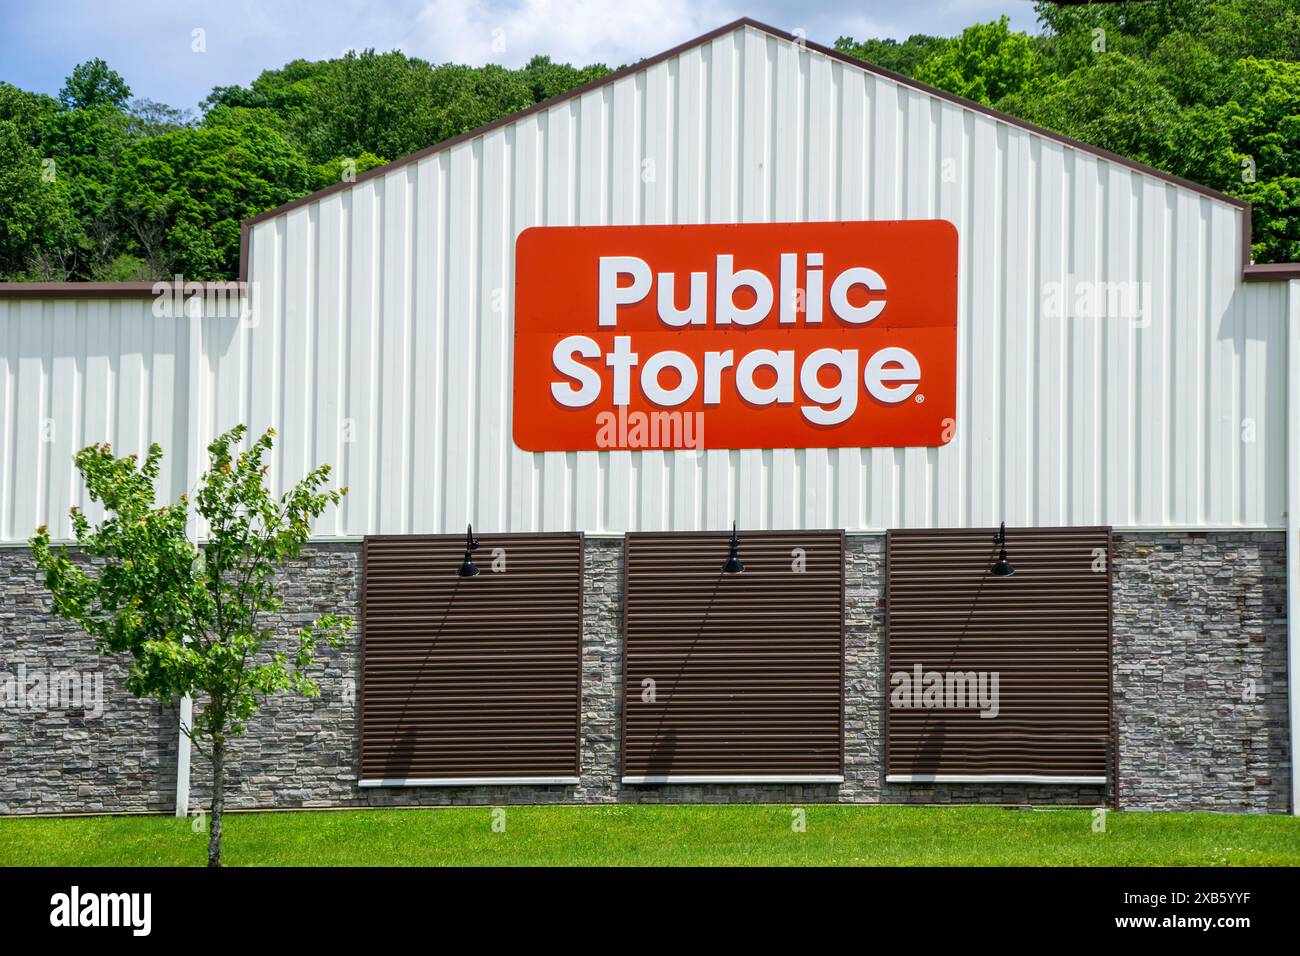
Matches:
[30,425,350,866]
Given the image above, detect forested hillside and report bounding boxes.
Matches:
[1,0,1295,282]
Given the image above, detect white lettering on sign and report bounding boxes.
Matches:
[553,252,913,422]
[599,253,887,328]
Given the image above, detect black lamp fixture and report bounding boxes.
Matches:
[723,521,744,574]
[458,523,480,577]
[990,521,1016,577]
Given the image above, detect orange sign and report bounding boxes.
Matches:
[512,221,957,451]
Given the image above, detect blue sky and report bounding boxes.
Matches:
[2,1,1043,111]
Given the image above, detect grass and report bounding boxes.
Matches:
[2,804,1298,867]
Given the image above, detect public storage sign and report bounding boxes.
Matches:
[512,221,958,451]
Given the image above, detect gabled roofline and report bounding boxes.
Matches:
[1,16,1295,299]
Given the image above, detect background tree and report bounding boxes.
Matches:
[1022,54,1185,167]
[291,52,537,165]
[0,82,59,150]
[0,50,607,281]
[1222,58,1300,261]
[0,120,78,278]
[43,103,129,275]
[2,1,1296,280]
[519,54,610,102]
[914,17,1047,106]
[58,58,131,111]
[833,34,950,77]
[30,425,350,867]
[126,98,195,138]
[110,124,312,278]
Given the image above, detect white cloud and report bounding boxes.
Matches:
[409,0,733,67]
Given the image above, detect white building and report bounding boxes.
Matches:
[1,19,1296,815]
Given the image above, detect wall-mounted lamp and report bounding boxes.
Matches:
[723,521,744,575]
[990,521,1016,577]
[458,523,480,577]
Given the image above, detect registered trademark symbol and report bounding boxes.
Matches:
[915,394,925,404]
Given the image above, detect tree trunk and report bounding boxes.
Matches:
[207,735,225,868]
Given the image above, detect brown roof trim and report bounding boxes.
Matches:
[0,280,246,299]
[1244,263,1300,282]
[1,16,1295,297]
[1240,209,1300,281]
[0,281,160,298]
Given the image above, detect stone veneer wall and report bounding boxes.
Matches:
[1113,532,1289,812]
[0,549,178,814]
[0,532,1289,815]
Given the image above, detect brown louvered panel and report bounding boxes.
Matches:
[360,533,582,780]
[622,531,844,779]
[885,527,1113,779]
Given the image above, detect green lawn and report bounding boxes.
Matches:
[1,805,1296,867]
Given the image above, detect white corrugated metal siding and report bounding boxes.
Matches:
[0,297,196,542]
[0,23,1289,541]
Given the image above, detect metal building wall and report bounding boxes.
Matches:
[0,23,1290,542]
[237,23,1284,535]
[0,297,196,543]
